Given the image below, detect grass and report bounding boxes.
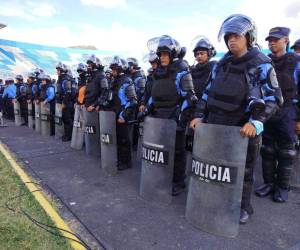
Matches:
[0,153,74,250]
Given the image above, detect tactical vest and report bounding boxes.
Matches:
[191,61,216,98]
[270,53,299,104]
[151,61,186,109]
[207,48,271,126]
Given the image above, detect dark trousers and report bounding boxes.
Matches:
[62,104,74,138]
[261,106,297,189]
[3,98,14,120]
[20,100,28,124]
[116,123,132,163]
[242,135,261,213]
[173,129,186,184]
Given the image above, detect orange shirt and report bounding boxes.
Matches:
[77,86,86,104]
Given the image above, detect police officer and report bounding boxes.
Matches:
[2,77,16,120]
[39,74,55,135]
[127,57,146,150]
[190,14,282,223]
[84,55,108,112]
[127,57,146,103]
[139,52,159,116]
[109,56,137,170]
[144,35,199,196]
[14,74,28,125]
[190,36,217,99]
[76,63,87,106]
[255,27,300,202]
[0,79,5,116]
[291,39,300,54]
[56,62,76,141]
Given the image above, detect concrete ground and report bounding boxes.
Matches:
[1,120,300,250]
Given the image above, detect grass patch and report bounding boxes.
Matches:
[0,152,74,250]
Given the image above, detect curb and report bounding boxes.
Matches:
[0,142,86,250]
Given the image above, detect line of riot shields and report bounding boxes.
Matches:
[8,101,300,237]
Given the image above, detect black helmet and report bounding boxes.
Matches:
[148,51,159,63]
[109,56,128,72]
[77,63,87,73]
[86,54,101,65]
[15,74,24,81]
[152,35,181,59]
[55,62,68,73]
[39,73,51,82]
[291,39,300,50]
[218,14,257,47]
[127,57,139,69]
[192,36,217,58]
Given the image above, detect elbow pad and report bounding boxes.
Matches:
[125,83,137,100]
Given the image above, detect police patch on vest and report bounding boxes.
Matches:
[142,144,169,165]
[73,120,81,128]
[101,133,113,144]
[35,113,40,118]
[85,125,96,134]
[191,157,237,184]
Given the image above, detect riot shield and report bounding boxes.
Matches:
[55,103,64,139]
[185,123,249,238]
[13,101,22,126]
[291,147,300,189]
[139,117,177,205]
[99,111,117,175]
[34,102,41,133]
[71,105,85,150]
[136,122,144,166]
[27,102,34,129]
[83,109,100,157]
[40,103,51,136]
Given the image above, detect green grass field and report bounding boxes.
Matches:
[0,153,74,250]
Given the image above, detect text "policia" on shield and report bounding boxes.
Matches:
[85,125,96,134]
[142,145,169,165]
[191,157,238,184]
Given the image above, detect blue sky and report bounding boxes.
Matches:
[1,0,300,63]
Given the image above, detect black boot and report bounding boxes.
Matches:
[273,186,289,202]
[255,183,274,197]
[239,209,250,224]
[172,181,186,196]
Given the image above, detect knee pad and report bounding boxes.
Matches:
[260,144,276,159]
[278,147,297,160]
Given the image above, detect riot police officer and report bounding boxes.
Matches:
[76,63,87,106]
[0,79,5,115]
[56,62,76,141]
[190,36,217,99]
[190,14,282,223]
[255,27,300,202]
[39,74,55,135]
[291,39,300,54]
[144,35,199,196]
[109,56,137,170]
[14,75,28,125]
[2,77,16,120]
[139,51,159,116]
[83,55,110,113]
[127,57,146,103]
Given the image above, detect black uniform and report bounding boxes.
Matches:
[259,52,300,199]
[109,73,137,168]
[196,47,282,213]
[148,59,198,191]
